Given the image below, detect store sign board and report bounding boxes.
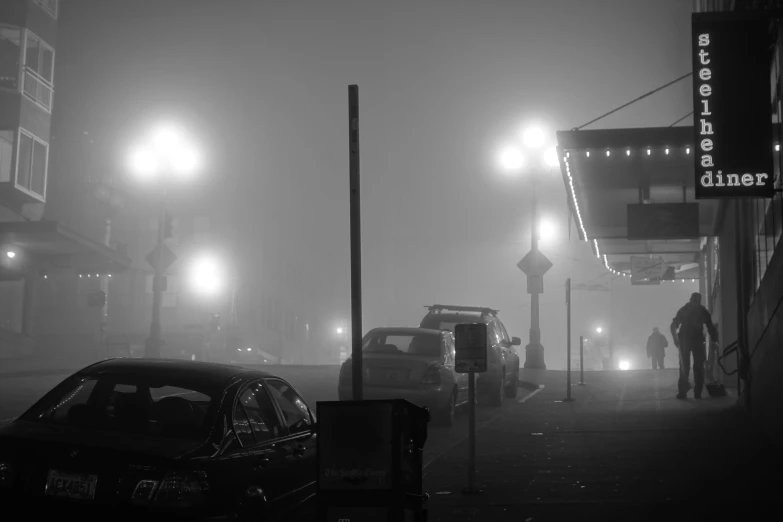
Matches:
[691,13,774,199]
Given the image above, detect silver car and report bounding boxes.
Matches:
[337,327,469,426]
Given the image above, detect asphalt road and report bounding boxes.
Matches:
[0,365,527,467]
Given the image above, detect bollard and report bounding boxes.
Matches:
[564,278,574,402]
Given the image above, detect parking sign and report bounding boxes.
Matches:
[455,323,487,373]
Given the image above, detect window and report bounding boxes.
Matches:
[236,382,283,443]
[15,128,47,200]
[0,279,25,333]
[265,379,313,435]
[32,0,58,19]
[232,402,255,447]
[362,333,442,357]
[21,375,218,440]
[0,26,21,91]
[0,131,13,182]
[22,30,54,111]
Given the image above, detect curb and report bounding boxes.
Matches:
[518,380,541,391]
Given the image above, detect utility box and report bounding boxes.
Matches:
[316,399,430,521]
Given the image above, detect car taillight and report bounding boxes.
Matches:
[421,365,441,385]
[0,462,15,489]
[132,471,209,508]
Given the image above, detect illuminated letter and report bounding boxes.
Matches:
[699,68,711,81]
[701,138,713,151]
[701,172,714,187]
[701,155,714,167]
[727,174,740,186]
[741,174,754,186]
[700,120,714,135]
[756,173,769,185]
[699,84,712,97]
[699,49,711,64]
[716,171,725,186]
[701,99,711,116]
[698,34,710,47]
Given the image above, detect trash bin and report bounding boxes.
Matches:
[316,399,430,522]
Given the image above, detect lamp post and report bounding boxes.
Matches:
[127,123,200,358]
[497,123,560,370]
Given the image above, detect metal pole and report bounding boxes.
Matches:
[734,199,746,401]
[145,201,166,358]
[579,335,585,385]
[565,278,574,401]
[524,180,546,369]
[100,218,111,360]
[464,372,479,494]
[349,85,363,401]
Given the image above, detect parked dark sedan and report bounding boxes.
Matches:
[0,358,317,521]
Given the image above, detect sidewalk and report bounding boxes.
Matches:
[423,368,781,522]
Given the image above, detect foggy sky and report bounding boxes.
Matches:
[53,0,699,368]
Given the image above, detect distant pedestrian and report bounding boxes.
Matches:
[646,327,668,370]
[670,293,719,399]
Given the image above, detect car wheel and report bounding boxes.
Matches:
[435,393,456,427]
[505,369,519,398]
[486,371,504,407]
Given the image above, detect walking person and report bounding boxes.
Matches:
[670,293,719,399]
[646,327,668,370]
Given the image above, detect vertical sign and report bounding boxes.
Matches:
[692,13,774,199]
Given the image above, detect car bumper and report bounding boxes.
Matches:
[337,384,451,412]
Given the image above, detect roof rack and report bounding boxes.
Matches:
[424,304,499,317]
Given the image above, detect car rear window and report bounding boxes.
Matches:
[420,316,484,333]
[20,374,219,440]
[363,333,441,357]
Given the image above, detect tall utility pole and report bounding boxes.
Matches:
[145,195,167,358]
[517,179,551,369]
[349,85,363,400]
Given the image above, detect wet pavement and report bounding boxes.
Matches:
[422,368,781,522]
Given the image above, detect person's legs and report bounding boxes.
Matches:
[656,353,665,369]
[692,341,707,398]
[677,344,692,397]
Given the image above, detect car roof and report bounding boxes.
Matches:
[77,358,275,388]
[366,327,447,337]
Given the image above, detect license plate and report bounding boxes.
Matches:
[45,470,98,500]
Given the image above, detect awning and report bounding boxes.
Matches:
[0,220,132,274]
[555,126,721,278]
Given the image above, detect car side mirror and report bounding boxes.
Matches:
[511,337,522,346]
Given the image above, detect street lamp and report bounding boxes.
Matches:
[596,326,603,334]
[127,122,201,358]
[495,122,558,370]
[5,251,15,259]
[187,254,227,298]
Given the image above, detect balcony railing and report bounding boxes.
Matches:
[22,70,52,111]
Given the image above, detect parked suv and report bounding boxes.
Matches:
[419,304,521,406]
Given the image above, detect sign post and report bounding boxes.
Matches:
[564,278,574,402]
[579,335,585,385]
[349,85,363,401]
[455,322,487,495]
[517,249,553,370]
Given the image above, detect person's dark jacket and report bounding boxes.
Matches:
[670,302,718,346]
[646,332,668,358]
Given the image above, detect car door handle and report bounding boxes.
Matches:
[254,457,271,471]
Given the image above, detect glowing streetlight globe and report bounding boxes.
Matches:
[497,145,525,173]
[596,327,603,334]
[6,251,15,259]
[521,125,547,149]
[127,123,201,181]
[188,255,224,297]
[336,327,344,334]
[543,146,560,168]
[619,360,631,371]
[538,217,557,243]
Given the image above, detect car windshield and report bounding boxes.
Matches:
[19,373,219,440]
[362,333,441,357]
